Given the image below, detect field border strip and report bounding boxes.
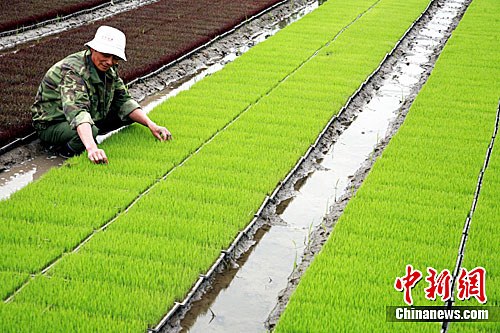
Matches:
[442,100,500,332]
[148,0,444,331]
[0,132,37,156]
[3,0,376,304]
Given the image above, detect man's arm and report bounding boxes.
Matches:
[110,75,172,141]
[61,67,108,164]
[77,123,108,164]
[128,108,172,141]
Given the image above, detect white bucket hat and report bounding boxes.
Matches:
[85,25,127,61]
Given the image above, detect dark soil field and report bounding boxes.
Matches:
[0,0,281,147]
[0,0,109,32]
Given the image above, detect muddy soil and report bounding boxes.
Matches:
[265,0,472,328]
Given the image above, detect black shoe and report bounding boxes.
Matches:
[57,143,77,159]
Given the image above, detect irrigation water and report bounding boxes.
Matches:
[173,0,472,332]
[265,0,471,329]
[0,155,64,201]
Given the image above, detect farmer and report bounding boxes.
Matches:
[31,25,172,164]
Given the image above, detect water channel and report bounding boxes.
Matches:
[177,0,469,331]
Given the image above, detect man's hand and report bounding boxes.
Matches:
[87,146,108,164]
[77,122,108,164]
[149,123,172,141]
[128,108,173,142]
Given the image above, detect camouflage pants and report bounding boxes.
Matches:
[38,112,133,153]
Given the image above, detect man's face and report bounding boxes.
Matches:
[90,49,120,72]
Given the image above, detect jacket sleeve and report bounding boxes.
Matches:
[60,67,95,129]
[111,76,141,121]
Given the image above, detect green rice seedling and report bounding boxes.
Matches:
[0,301,145,333]
[274,0,499,331]
[0,244,62,274]
[0,272,30,300]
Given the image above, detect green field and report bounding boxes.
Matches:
[3,0,495,331]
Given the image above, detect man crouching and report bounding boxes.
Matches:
[32,25,172,164]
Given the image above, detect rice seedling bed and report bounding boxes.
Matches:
[1,0,379,302]
[273,0,499,331]
[0,0,282,147]
[0,0,440,330]
[0,0,111,33]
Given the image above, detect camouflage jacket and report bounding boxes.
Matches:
[32,50,140,131]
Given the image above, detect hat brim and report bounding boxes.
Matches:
[85,40,127,61]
